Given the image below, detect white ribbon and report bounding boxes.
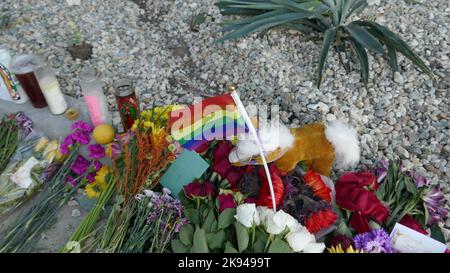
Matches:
[230,90,277,212]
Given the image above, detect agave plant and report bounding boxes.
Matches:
[215,0,433,88]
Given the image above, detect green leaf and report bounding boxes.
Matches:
[346,0,368,19]
[386,44,399,77]
[430,224,446,244]
[218,208,236,229]
[355,21,434,78]
[348,37,369,86]
[344,23,385,54]
[216,11,317,43]
[404,178,418,196]
[179,224,194,246]
[323,0,339,26]
[253,239,266,253]
[235,222,249,253]
[171,239,189,253]
[184,208,200,224]
[206,230,227,250]
[224,241,239,253]
[316,27,336,88]
[203,210,216,233]
[268,237,293,253]
[193,227,210,253]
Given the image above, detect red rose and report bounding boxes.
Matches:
[336,172,390,230]
[212,141,245,189]
[349,211,371,234]
[194,141,210,154]
[400,215,428,235]
[218,194,236,212]
[184,180,216,199]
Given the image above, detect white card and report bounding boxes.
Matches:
[390,223,447,253]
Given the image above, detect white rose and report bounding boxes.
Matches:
[285,230,315,252]
[303,242,326,253]
[257,206,275,225]
[234,203,260,228]
[266,210,297,235]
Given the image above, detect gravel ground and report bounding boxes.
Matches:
[1,0,449,232]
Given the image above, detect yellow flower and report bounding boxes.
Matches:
[95,166,110,184]
[131,121,138,131]
[327,244,363,253]
[143,121,152,128]
[85,166,110,199]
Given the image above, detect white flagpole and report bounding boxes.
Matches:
[229,86,277,212]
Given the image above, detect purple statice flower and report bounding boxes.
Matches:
[93,160,102,171]
[71,120,93,133]
[71,131,90,145]
[354,228,394,253]
[14,112,33,137]
[423,186,449,225]
[409,171,430,188]
[146,188,187,233]
[88,144,106,159]
[70,155,91,176]
[66,176,77,187]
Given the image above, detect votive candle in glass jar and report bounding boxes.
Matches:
[114,79,139,131]
[79,67,112,126]
[11,54,48,108]
[34,63,68,115]
[0,46,29,104]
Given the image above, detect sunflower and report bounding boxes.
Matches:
[327,244,363,253]
[84,166,110,198]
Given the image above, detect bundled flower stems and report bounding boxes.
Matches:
[0,147,80,253]
[60,176,115,253]
[0,115,20,173]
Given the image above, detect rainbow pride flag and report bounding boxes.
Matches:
[169,93,248,151]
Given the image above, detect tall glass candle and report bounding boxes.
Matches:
[79,68,111,126]
[11,54,48,108]
[34,64,68,115]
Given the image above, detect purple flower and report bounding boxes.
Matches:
[423,186,449,225]
[93,160,102,171]
[409,171,429,188]
[354,228,394,253]
[118,130,134,144]
[66,176,77,187]
[60,135,75,155]
[71,131,90,145]
[88,144,106,159]
[71,155,90,176]
[71,120,93,133]
[86,172,96,183]
[374,159,389,183]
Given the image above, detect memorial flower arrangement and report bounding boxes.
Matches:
[1,96,448,254]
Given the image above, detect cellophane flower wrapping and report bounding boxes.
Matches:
[0,129,61,216]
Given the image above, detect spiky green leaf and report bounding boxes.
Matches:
[316,27,336,88]
[348,37,369,86]
[355,21,434,78]
[216,11,317,43]
[344,22,385,54]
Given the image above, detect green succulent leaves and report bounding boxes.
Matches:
[216,0,433,88]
